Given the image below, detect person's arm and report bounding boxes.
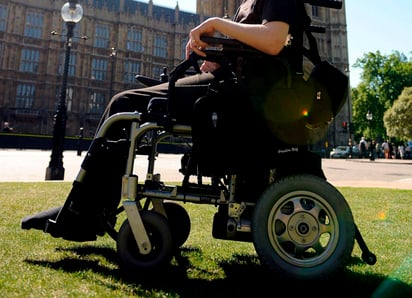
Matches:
[186,17,290,58]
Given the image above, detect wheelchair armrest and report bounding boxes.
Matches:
[168,36,267,85]
[135,75,162,87]
[200,36,263,58]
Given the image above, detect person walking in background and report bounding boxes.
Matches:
[348,138,353,158]
[391,143,397,159]
[374,141,381,158]
[359,137,367,158]
[398,144,405,160]
[382,140,390,159]
[369,139,376,161]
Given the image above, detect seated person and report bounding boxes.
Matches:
[22,0,303,240]
[98,0,300,140]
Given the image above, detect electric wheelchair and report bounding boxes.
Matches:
[22,0,376,280]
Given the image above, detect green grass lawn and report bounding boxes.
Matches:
[1,182,411,297]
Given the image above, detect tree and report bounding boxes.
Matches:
[351,51,412,141]
[384,87,412,141]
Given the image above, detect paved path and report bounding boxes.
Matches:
[322,158,412,190]
[0,149,183,183]
[0,149,411,189]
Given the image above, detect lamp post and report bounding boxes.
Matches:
[109,47,117,99]
[345,67,353,141]
[366,110,373,135]
[46,1,83,180]
[366,110,375,160]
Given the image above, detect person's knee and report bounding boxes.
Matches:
[109,93,151,116]
[108,95,130,115]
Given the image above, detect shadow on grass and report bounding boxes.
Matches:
[25,246,119,276]
[25,245,411,298]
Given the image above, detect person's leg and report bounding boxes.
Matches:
[22,72,214,240]
[97,72,214,139]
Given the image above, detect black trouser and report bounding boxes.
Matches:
[21,73,215,240]
[97,72,215,139]
[62,72,215,233]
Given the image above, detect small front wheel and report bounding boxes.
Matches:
[116,210,173,273]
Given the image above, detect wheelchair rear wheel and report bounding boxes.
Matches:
[252,174,355,280]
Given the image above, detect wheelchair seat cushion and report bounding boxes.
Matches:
[147,84,210,125]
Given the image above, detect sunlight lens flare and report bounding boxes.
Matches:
[377,211,386,220]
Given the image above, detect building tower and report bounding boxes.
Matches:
[196,0,241,18]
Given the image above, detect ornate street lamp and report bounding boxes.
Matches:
[109,47,117,99]
[366,110,373,135]
[366,110,373,121]
[366,110,375,160]
[45,1,83,180]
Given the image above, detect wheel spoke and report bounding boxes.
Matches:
[312,239,326,255]
[294,244,306,259]
[319,221,333,234]
[304,200,335,235]
[276,229,292,243]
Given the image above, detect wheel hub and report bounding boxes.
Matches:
[287,212,319,245]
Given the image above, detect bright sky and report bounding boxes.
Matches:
[151,0,412,87]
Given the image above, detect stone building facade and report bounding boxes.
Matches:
[0,0,350,147]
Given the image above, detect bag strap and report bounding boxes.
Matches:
[288,0,322,73]
[301,5,322,65]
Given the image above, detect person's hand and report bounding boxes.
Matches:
[185,18,217,58]
[186,36,208,58]
[200,61,220,73]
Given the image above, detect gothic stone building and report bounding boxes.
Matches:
[0,0,350,147]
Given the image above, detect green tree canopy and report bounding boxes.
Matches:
[351,51,412,141]
[384,87,412,140]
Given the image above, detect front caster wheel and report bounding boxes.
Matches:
[252,174,355,280]
[116,210,173,273]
